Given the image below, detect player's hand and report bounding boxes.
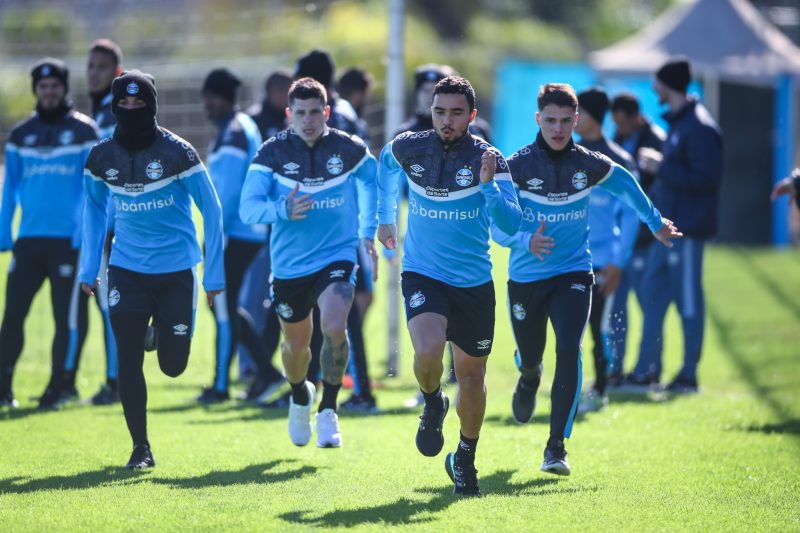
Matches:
[286,183,313,220]
[207,289,223,307]
[479,150,497,184]
[653,218,683,248]
[770,171,798,201]
[599,264,622,297]
[377,223,398,250]
[81,280,99,296]
[361,238,379,282]
[638,147,663,175]
[529,221,555,260]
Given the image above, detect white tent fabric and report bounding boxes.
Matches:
[588,0,800,81]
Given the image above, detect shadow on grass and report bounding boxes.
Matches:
[185,404,420,425]
[279,470,594,527]
[733,249,800,321]
[740,419,800,436]
[0,459,314,494]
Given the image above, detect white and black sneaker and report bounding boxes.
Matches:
[541,442,570,476]
[316,408,342,448]
[126,444,156,469]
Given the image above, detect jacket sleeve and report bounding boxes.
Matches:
[489,185,531,251]
[658,126,722,195]
[597,164,663,234]
[209,146,250,235]
[480,156,521,236]
[78,168,110,285]
[353,153,378,240]
[72,139,98,249]
[239,163,288,224]
[182,164,225,292]
[611,200,640,268]
[377,142,403,225]
[0,143,21,250]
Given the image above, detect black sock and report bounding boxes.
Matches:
[107,379,118,391]
[318,380,341,412]
[63,370,76,390]
[290,380,310,406]
[421,386,442,407]
[547,436,565,449]
[519,366,542,389]
[455,432,479,465]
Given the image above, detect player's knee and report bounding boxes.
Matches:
[158,353,189,377]
[283,337,309,357]
[414,339,446,363]
[319,316,347,339]
[458,372,486,392]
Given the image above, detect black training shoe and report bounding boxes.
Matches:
[38,387,62,410]
[0,391,19,409]
[143,323,158,352]
[445,452,481,497]
[59,386,79,405]
[666,375,699,394]
[416,392,449,457]
[340,393,380,414]
[511,376,538,424]
[126,444,156,469]
[91,383,119,405]
[196,387,230,404]
[541,442,571,476]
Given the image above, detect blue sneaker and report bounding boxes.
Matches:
[445,452,480,497]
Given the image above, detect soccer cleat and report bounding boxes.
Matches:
[316,408,342,448]
[90,383,119,406]
[37,387,62,410]
[511,376,539,424]
[541,442,571,476]
[577,388,609,414]
[143,323,158,352]
[445,452,481,497]
[416,391,449,457]
[254,376,287,405]
[340,393,380,414]
[126,444,156,469]
[666,375,699,394]
[0,391,19,409]
[58,386,80,406]
[196,387,230,404]
[288,381,316,446]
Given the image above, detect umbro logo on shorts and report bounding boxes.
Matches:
[570,283,586,292]
[477,339,492,350]
[173,324,189,335]
[276,303,294,319]
[409,291,425,309]
[329,269,346,279]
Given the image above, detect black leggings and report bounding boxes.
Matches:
[0,238,78,395]
[108,267,195,445]
[508,272,593,441]
[587,282,610,395]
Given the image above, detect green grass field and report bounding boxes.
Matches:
[0,245,798,532]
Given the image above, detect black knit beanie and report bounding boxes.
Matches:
[31,58,69,94]
[111,69,157,115]
[202,68,241,103]
[656,57,691,93]
[577,87,610,125]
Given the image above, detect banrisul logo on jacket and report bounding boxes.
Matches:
[327,155,344,175]
[146,160,164,180]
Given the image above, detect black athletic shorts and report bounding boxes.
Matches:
[401,270,495,357]
[107,265,197,337]
[271,261,357,323]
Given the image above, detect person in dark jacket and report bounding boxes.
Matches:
[627,57,722,393]
[248,70,291,140]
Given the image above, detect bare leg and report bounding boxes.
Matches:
[451,342,488,439]
[408,312,447,393]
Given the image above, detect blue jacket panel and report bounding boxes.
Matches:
[650,99,722,238]
[240,127,378,279]
[207,112,266,242]
[378,130,521,288]
[1,109,99,250]
[491,137,662,283]
[80,127,225,291]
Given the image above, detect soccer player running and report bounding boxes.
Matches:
[239,77,378,449]
[377,76,521,497]
[196,68,284,404]
[79,70,225,469]
[491,83,681,476]
[574,88,640,412]
[0,58,99,410]
[62,39,125,406]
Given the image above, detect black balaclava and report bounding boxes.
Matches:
[31,58,72,123]
[111,69,158,151]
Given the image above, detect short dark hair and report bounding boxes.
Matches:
[265,69,292,95]
[537,83,578,111]
[432,76,475,111]
[338,68,372,98]
[288,77,327,106]
[89,38,122,67]
[610,92,640,117]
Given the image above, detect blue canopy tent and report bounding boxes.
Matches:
[588,0,800,246]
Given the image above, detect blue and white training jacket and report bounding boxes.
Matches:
[207,111,266,242]
[239,127,378,279]
[378,130,522,287]
[79,126,225,291]
[491,134,663,283]
[1,108,99,250]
